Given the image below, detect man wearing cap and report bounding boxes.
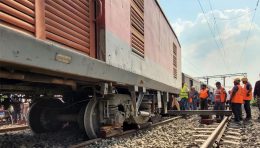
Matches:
[241,77,253,120]
[214,82,227,120]
[230,78,244,123]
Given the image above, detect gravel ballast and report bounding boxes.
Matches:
[0,126,86,148]
[1,107,260,148]
[88,116,201,148]
[240,107,260,148]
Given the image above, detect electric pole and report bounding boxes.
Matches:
[196,73,247,87]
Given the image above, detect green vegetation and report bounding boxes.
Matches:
[251,98,257,106]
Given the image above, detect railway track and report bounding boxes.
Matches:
[69,114,244,148]
[69,116,182,148]
[190,116,243,148]
[0,113,246,148]
[0,125,29,133]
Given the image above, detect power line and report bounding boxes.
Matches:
[197,0,229,72]
[208,0,230,70]
[196,73,247,87]
[208,0,225,56]
[196,73,247,79]
[237,0,259,70]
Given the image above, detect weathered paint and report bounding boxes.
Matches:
[104,0,182,90]
[0,0,182,93]
[0,0,96,58]
[104,0,131,45]
[0,26,180,94]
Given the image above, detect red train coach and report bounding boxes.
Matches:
[0,0,181,138]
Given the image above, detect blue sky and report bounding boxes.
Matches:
[158,0,260,88]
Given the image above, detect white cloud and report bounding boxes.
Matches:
[171,19,194,36]
[172,8,260,87]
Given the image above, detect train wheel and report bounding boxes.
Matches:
[84,99,100,139]
[28,99,64,133]
[77,106,86,130]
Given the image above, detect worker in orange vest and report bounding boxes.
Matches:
[230,78,244,123]
[214,82,227,120]
[199,84,209,110]
[241,77,253,120]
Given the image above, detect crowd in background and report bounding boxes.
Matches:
[171,82,240,112]
[170,76,260,123]
[171,83,218,111]
[0,94,31,125]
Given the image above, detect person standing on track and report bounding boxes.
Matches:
[241,77,253,120]
[214,82,227,120]
[254,76,260,120]
[199,84,209,110]
[230,78,244,123]
[179,83,189,110]
[189,86,199,110]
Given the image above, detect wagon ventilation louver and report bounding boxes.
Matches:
[0,0,94,57]
[130,0,144,57]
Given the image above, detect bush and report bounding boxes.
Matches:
[251,98,257,106]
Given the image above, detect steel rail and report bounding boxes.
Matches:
[68,116,182,148]
[0,125,29,133]
[201,116,229,148]
[151,116,181,127]
[167,110,232,116]
[214,117,230,145]
[69,138,102,148]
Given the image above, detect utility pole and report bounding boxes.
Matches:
[196,73,247,87]
[223,77,226,87]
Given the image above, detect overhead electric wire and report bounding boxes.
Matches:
[208,0,230,70]
[237,0,259,70]
[208,0,225,56]
[197,0,229,72]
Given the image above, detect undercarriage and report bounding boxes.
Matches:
[0,74,168,139]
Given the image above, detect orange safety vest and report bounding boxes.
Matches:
[243,83,252,100]
[188,97,192,103]
[215,87,226,103]
[199,89,208,99]
[231,85,244,104]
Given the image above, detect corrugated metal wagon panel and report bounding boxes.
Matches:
[0,0,35,33]
[45,0,91,55]
[0,0,96,58]
[130,0,145,56]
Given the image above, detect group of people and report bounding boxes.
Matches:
[0,95,30,125]
[178,83,211,111]
[176,76,260,123]
[178,84,197,110]
[229,77,259,123]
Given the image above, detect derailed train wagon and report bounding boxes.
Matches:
[0,0,181,138]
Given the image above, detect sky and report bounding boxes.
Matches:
[158,0,260,89]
